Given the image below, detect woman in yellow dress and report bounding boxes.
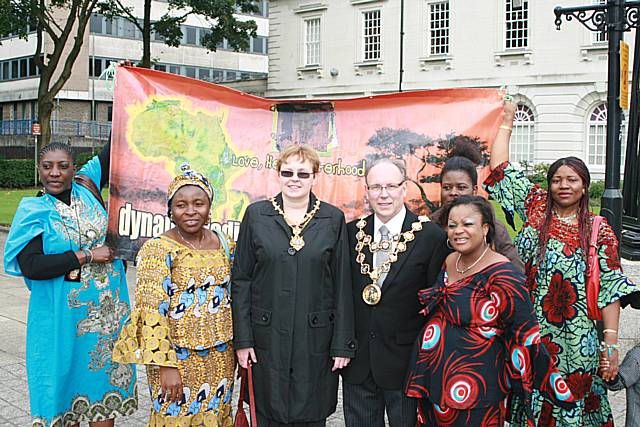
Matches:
[113,164,235,426]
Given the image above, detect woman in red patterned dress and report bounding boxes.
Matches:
[405,195,575,426]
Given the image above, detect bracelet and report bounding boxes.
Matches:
[82,248,93,264]
[603,329,618,335]
[499,125,513,131]
[599,341,620,357]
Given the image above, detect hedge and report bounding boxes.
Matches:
[0,159,36,188]
[0,150,98,189]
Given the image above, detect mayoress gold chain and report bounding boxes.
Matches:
[270,197,321,252]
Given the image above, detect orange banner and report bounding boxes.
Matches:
[108,66,503,260]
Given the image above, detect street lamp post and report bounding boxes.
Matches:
[623,26,640,259]
[555,1,640,259]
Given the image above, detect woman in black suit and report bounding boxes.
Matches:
[231,144,356,426]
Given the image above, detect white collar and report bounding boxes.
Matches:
[373,206,406,240]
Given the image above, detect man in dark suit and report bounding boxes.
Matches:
[341,158,450,427]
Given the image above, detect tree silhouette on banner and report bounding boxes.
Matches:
[366,128,488,214]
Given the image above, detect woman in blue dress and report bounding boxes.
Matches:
[4,141,137,427]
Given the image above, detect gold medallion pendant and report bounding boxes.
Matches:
[290,235,305,251]
[354,214,430,305]
[362,283,382,305]
[270,197,321,253]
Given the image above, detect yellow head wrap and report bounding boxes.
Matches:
[167,163,214,203]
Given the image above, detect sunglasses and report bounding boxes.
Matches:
[280,170,313,179]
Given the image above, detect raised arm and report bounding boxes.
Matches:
[489,101,516,170]
[97,141,110,189]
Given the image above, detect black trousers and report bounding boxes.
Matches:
[342,373,417,427]
[256,412,326,427]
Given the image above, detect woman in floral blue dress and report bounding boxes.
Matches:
[4,142,137,427]
[484,101,638,426]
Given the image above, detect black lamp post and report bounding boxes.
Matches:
[554,0,640,259]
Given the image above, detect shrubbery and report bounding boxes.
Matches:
[0,149,98,189]
[521,161,606,201]
[0,160,36,188]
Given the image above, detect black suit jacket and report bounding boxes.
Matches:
[341,209,450,390]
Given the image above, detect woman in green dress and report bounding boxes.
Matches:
[484,101,639,426]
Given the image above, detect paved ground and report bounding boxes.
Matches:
[0,229,639,426]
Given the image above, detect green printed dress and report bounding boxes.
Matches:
[484,161,638,427]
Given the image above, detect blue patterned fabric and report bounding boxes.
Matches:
[4,156,137,426]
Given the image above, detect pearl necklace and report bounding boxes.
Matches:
[455,245,490,274]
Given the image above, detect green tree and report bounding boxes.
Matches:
[97,0,258,68]
[1,0,107,147]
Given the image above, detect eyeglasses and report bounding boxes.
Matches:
[280,170,313,179]
[367,182,404,194]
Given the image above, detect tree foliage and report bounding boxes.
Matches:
[0,0,259,148]
[1,0,105,147]
[98,0,258,68]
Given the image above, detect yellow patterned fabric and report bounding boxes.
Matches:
[148,405,233,427]
[113,234,235,425]
[146,342,235,426]
[112,311,178,367]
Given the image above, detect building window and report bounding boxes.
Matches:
[510,104,535,164]
[199,68,211,81]
[588,104,607,166]
[362,9,381,61]
[257,0,268,17]
[185,66,196,78]
[90,14,103,33]
[28,57,37,76]
[212,70,224,82]
[304,18,321,66]
[105,17,113,35]
[89,57,120,78]
[11,60,18,79]
[186,26,198,45]
[505,0,528,49]
[153,29,165,42]
[587,103,627,166]
[428,1,449,55]
[250,36,268,54]
[20,58,28,78]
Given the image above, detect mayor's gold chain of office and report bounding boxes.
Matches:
[270,197,321,251]
[355,215,429,305]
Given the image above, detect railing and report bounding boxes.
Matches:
[0,119,112,139]
[0,120,32,135]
